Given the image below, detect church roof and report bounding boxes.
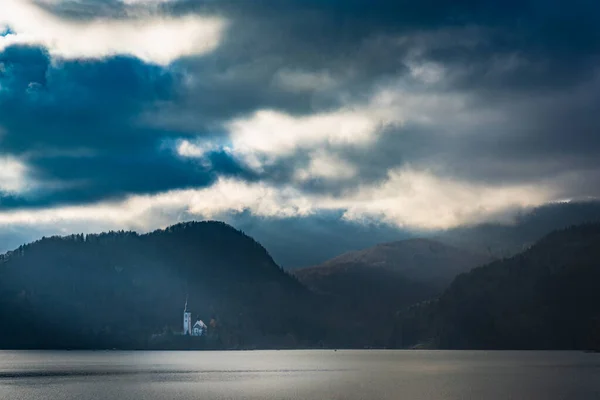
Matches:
[193,320,207,328]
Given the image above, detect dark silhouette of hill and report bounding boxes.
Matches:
[436,200,600,258]
[0,221,331,349]
[293,239,491,316]
[394,224,600,350]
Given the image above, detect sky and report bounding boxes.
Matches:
[1,0,600,267]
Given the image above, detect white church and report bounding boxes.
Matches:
[183,298,207,337]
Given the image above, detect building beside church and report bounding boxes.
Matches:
[193,319,207,336]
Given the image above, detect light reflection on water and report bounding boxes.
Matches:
[0,350,599,399]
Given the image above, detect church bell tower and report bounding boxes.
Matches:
[183,296,192,335]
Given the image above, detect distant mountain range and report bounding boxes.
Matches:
[395,224,600,350]
[293,239,491,314]
[236,200,600,269]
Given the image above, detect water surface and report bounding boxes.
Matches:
[0,350,598,399]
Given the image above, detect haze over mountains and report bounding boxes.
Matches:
[293,239,490,314]
[2,201,600,271]
[435,201,600,259]
[222,201,600,269]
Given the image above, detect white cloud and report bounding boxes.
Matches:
[336,168,554,229]
[227,109,380,156]
[294,152,357,181]
[0,0,226,65]
[173,107,392,171]
[187,179,314,218]
[184,170,552,230]
[407,61,445,84]
[0,168,555,231]
[0,179,311,231]
[176,139,218,158]
[174,107,380,164]
[0,156,33,194]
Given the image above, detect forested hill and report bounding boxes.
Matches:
[0,221,319,349]
[395,224,600,350]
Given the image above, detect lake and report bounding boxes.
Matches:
[0,350,598,399]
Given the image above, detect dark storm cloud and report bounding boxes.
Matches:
[36,0,600,125]
[0,45,252,208]
[274,2,600,193]
[37,0,600,95]
[153,0,600,196]
[20,0,600,194]
[0,46,176,153]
